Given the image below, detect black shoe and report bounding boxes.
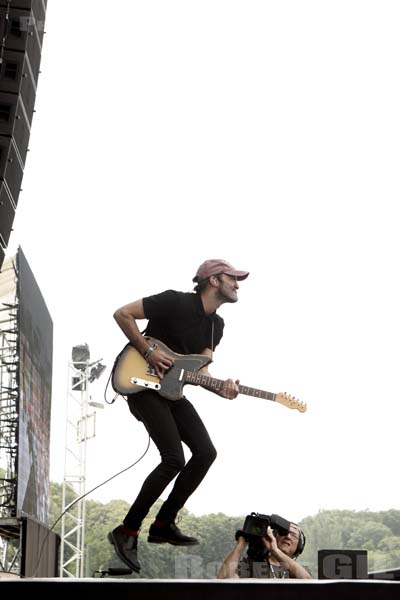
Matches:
[147,522,199,546]
[108,525,141,573]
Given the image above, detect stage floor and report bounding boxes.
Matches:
[0,578,399,599]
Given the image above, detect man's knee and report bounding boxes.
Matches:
[161,449,186,475]
[198,444,217,467]
[208,444,217,465]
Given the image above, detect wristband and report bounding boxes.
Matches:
[143,343,158,360]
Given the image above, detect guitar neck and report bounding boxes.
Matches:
[184,371,276,402]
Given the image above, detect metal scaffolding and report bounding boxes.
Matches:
[0,289,20,573]
[59,347,105,578]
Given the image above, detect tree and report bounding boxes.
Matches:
[49,487,400,579]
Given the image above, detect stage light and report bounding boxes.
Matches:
[72,343,90,369]
[88,362,106,383]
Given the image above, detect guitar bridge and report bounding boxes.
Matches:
[130,377,161,391]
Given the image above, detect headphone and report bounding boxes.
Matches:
[293,528,306,558]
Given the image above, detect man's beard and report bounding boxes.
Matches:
[217,288,238,303]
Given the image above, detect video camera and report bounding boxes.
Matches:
[235,512,291,561]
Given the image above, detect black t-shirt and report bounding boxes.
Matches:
[142,290,224,355]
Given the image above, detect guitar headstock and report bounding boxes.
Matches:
[275,392,307,413]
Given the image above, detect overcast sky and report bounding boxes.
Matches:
[5,1,400,525]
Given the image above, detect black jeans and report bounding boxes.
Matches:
[123,390,217,530]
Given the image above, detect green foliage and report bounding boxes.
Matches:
[82,500,244,578]
[49,484,400,579]
[49,481,64,532]
[299,509,400,577]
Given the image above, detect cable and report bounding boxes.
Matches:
[102,360,125,405]
[93,567,133,577]
[30,433,151,578]
[61,432,151,518]
[103,367,119,405]
[71,434,151,510]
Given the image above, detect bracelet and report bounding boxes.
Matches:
[143,343,158,360]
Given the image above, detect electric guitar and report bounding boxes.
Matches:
[111,337,307,413]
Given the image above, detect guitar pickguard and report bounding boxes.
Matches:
[146,364,157,377]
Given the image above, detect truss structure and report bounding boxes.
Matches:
[0,289,20,573]
[59,355,103,578]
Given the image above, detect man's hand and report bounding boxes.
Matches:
[147,348,174,379]
[262,526,280,554]
[261,525,313,579]
[220,378,240,399]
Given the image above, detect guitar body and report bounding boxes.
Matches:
[112,337,212,401]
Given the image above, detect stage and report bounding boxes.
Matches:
[0,578,399,599]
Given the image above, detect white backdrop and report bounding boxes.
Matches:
[6,1,400,523]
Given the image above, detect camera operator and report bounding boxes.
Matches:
[217,521,311,579]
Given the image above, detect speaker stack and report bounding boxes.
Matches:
[0,0,47,270]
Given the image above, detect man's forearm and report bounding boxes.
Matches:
[114,307,150,355]
[272,549,312,579]
[217,547,242,579]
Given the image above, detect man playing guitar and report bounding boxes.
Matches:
[108,259,249,573]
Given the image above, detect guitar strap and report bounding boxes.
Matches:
[210,318,214,361]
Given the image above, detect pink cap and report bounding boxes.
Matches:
[193,259,249,282]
